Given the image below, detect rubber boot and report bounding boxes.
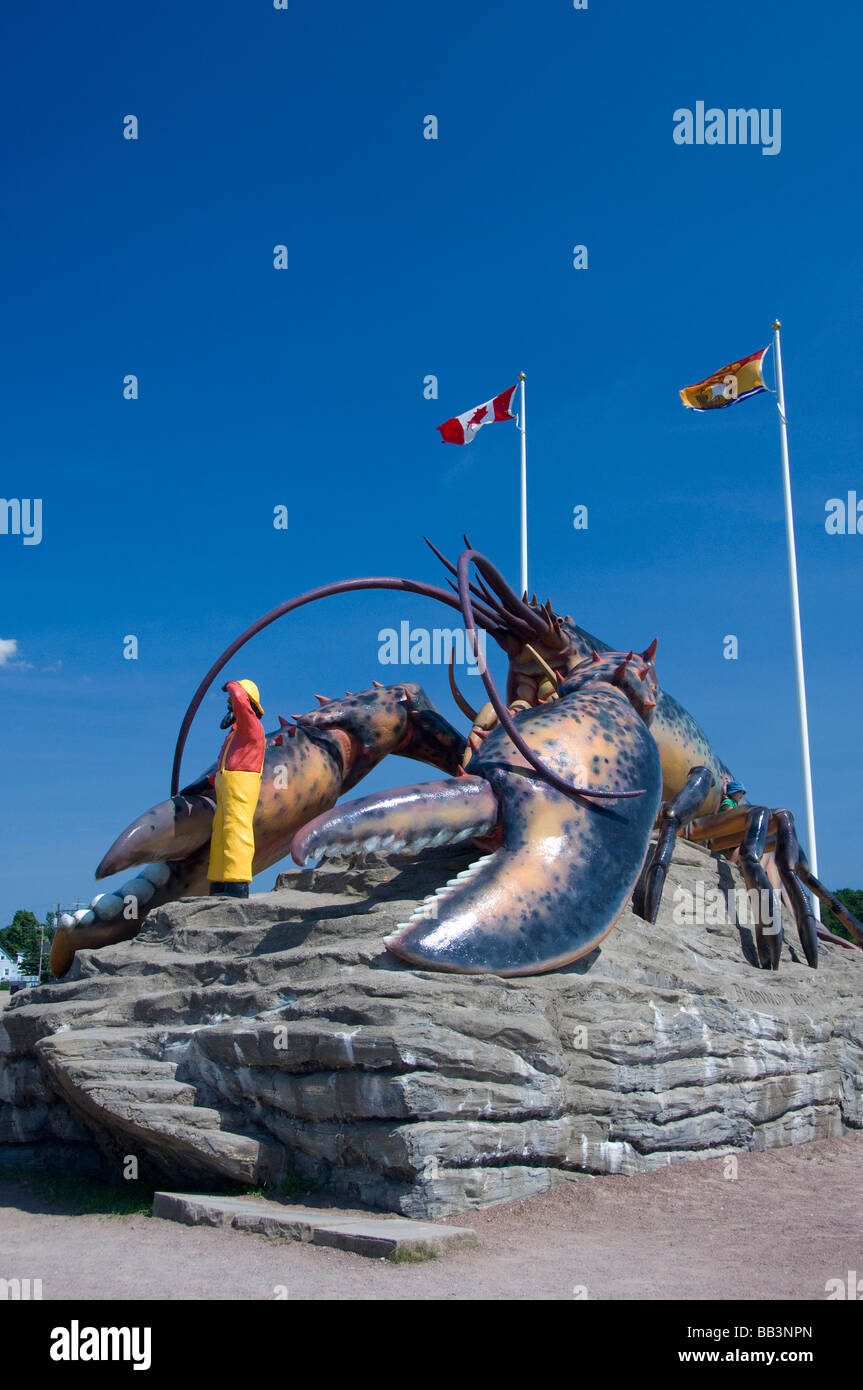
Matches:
[209,882,250,899]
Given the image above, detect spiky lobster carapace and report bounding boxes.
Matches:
[50,543,863,978]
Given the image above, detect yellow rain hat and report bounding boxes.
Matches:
[235,678,264,717]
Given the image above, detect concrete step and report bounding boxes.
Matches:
[34,1023,277,1185]
[118,1101,225,1132]
[79,1078,199,1106]
[145,1124,278,1185]
[36,1026,165,1063]
[152,1191,477,1259]
[117,1104,281,1177]
[69,1058,180,1081]
[126,984,274,1027]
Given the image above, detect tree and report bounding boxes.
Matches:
[0,909,54,979]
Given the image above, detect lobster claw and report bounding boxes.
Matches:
[292,777,498,866]
[96,792,215,877]
[298,682,663,975]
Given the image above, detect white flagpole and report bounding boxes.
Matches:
[518,372,528,597]
[772,319,820,919]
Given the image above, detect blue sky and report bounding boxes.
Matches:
[2,0,862,924]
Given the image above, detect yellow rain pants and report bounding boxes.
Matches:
[208,768,262,882]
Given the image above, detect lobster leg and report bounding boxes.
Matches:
[771,809,818,968]
[640,765,715,924]
[737,807,783,970]
[655,798,785,969]
[685,805,827,969]
[796,860,863,949]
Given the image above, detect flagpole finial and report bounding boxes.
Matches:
[518,371,526,381]
[772,319,782,330]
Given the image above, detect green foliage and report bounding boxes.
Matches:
[820,888,863,946]
[241,1172,317,1201]
[387,1244,438,1264]
[276,1173,317,1199]
[0,1165,153,1216]
[0,908,54,979]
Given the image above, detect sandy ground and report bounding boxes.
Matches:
[2,1132,860,1301]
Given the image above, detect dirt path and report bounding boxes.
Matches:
[2,1132,860,1300]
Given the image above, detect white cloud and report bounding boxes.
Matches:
[0,638,34,671]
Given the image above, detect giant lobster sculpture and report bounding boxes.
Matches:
[51,543,863,978]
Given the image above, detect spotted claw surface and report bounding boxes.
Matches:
[382,686,663,974]
[294,681,663,975]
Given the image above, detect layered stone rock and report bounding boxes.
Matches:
[1,840,860,1217]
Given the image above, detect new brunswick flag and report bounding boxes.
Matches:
[680,346,769,411]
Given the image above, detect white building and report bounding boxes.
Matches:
[0,946,38,987]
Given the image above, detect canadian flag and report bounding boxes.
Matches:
[437,384,517,445]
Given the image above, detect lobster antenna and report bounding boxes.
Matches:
[171,572,502,795]
[456,550,646,802]
[448,651,478,723]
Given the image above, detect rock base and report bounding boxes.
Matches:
[1,840,861,1217]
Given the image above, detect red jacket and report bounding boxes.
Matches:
[211,681,266,779]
